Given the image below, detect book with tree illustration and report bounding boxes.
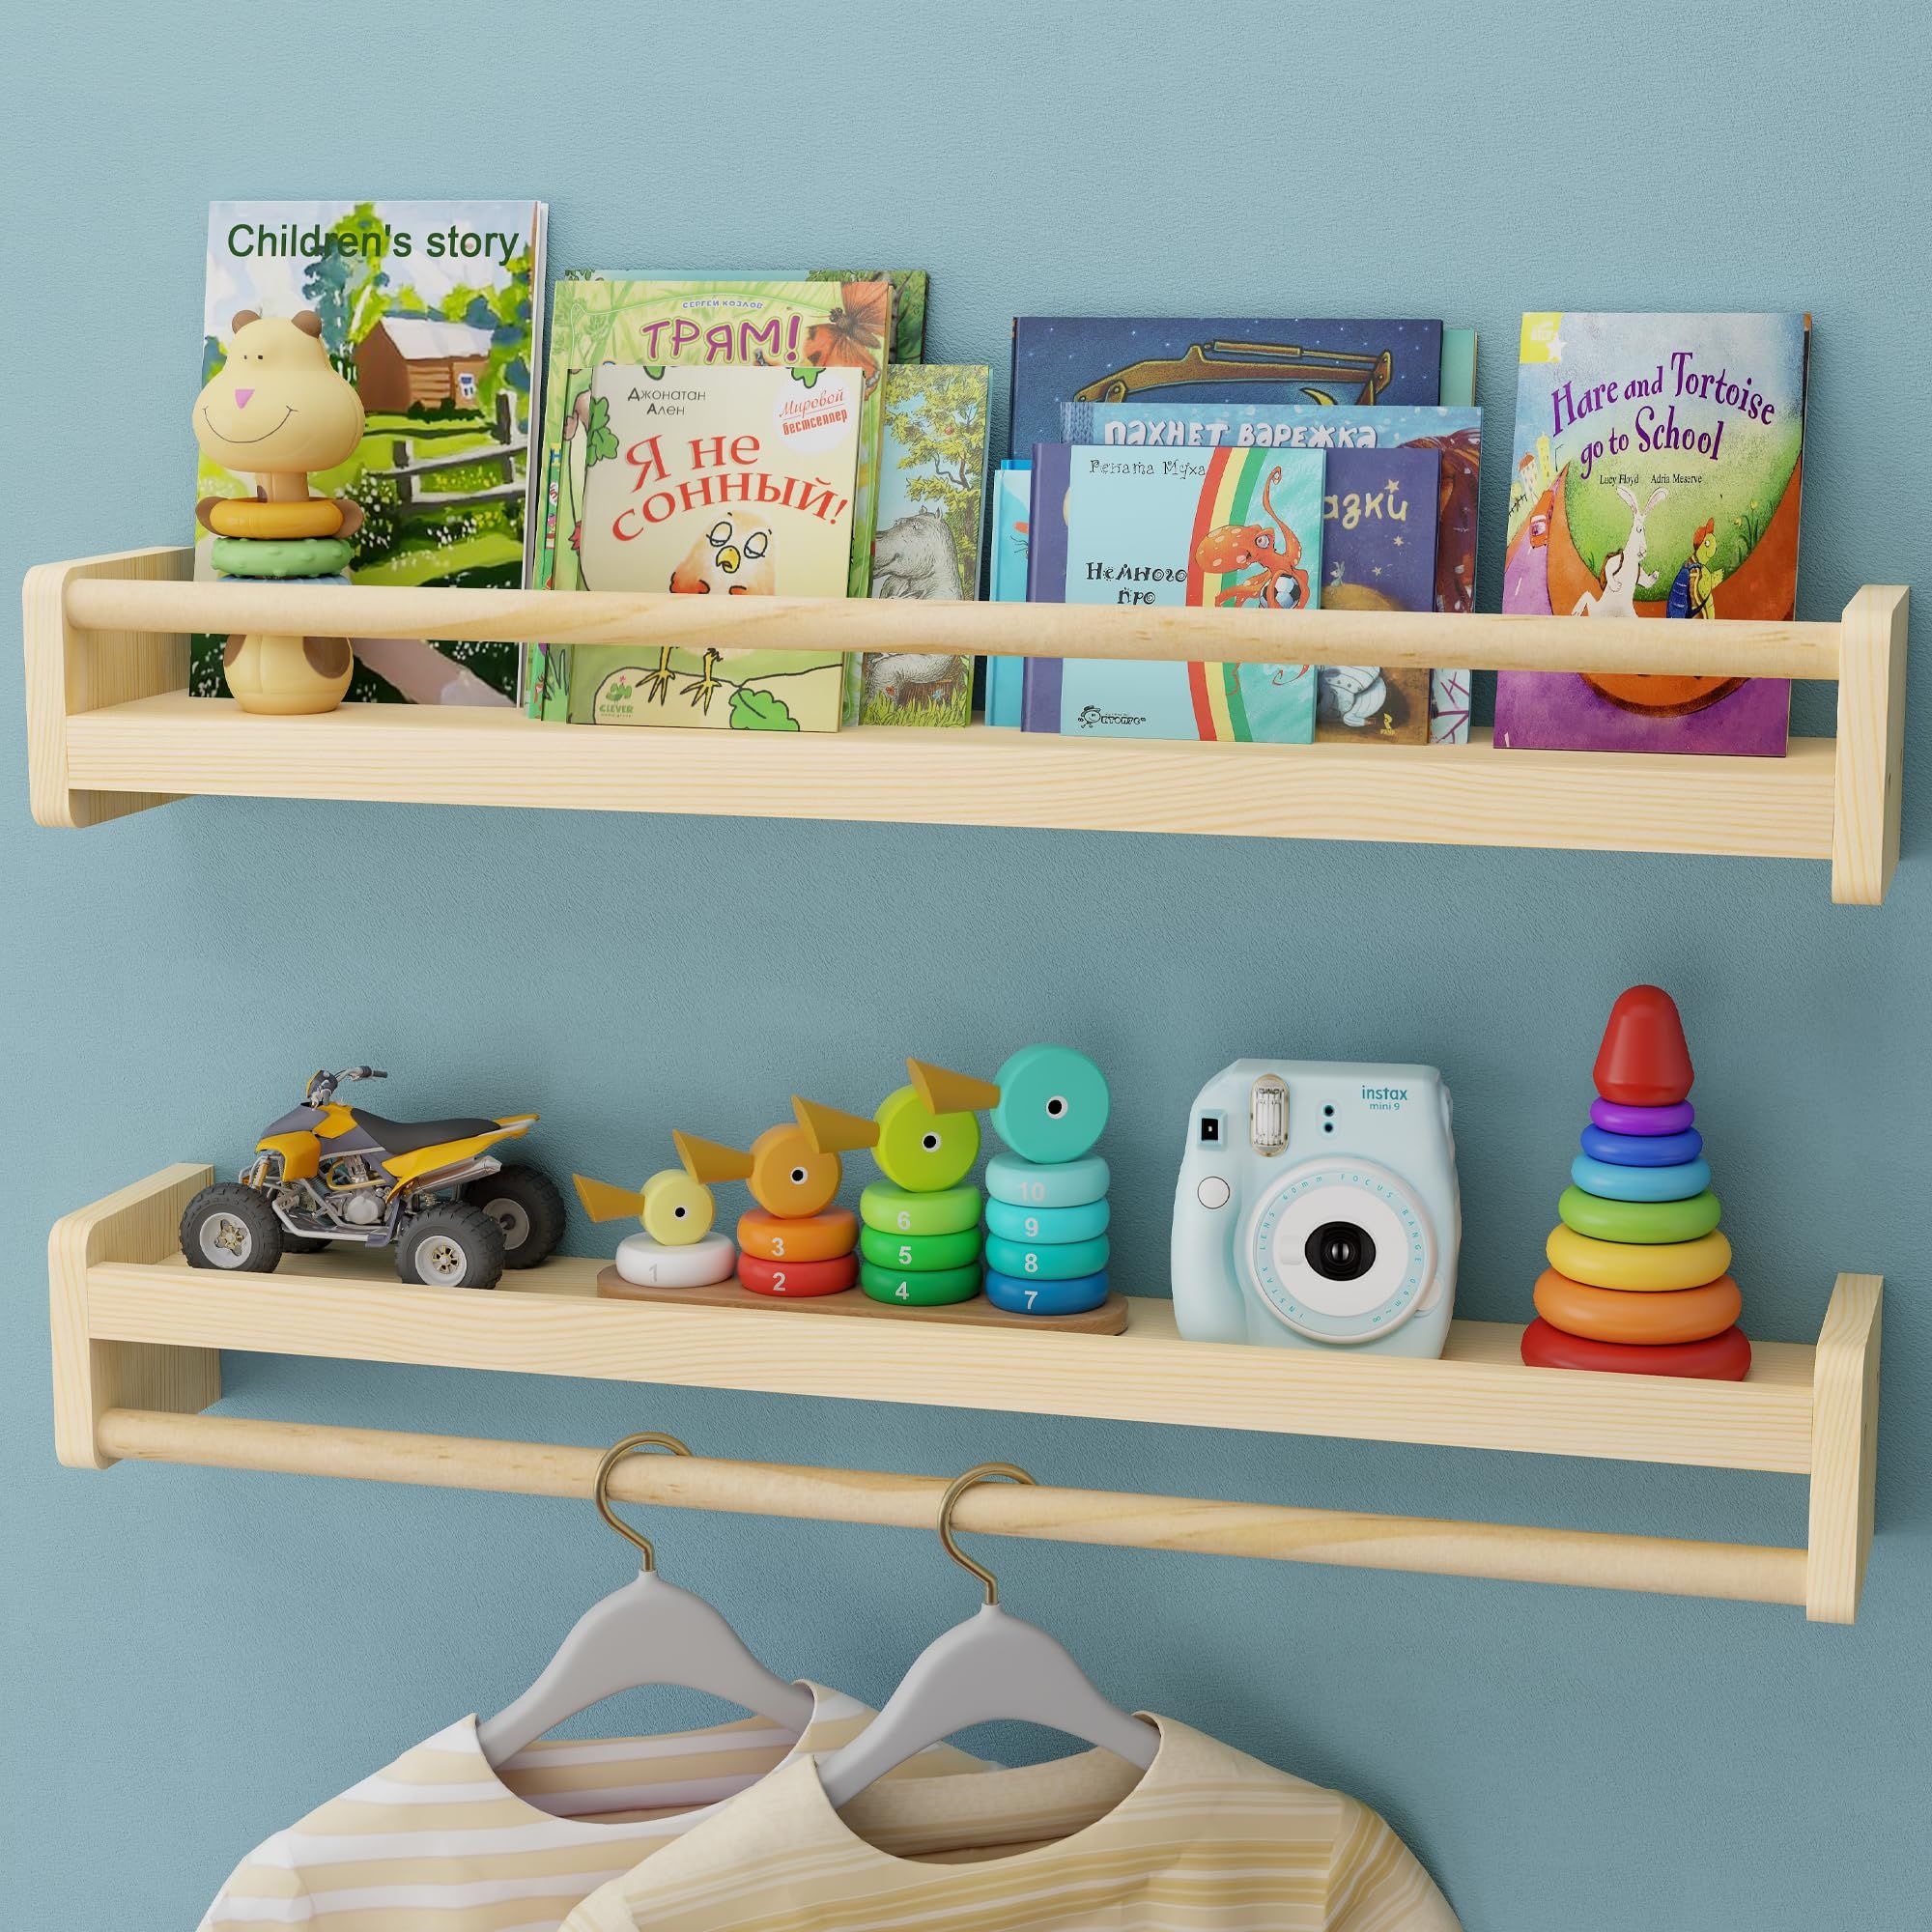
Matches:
[549,364,863,731]
[191,199,547,704]
[860,364,991,727]
[1023,443,1323,742]
[525,276,892,723]
[1494,311,1810,755]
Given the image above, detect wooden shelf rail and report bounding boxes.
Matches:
[52,1167,1884,1622]
[22,549,1908,903]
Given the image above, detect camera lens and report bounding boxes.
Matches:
[1305,1221,1376,1282]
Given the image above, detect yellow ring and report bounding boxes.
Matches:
[208,497,346,539]
[1546,1224,1732,1293]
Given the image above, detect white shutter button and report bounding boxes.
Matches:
[1197,1176,1232,1209]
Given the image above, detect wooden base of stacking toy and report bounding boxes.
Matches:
[596,1264,1128,1333]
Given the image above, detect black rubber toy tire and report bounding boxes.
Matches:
[181,1183,285,1273]
[280,1233,330,1255]
[469,1163,567,1268]
[395,1201,506,1290]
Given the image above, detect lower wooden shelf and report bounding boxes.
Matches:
[51,1166,1883,1621]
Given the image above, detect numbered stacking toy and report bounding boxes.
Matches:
[1521,985,1751,1380]
[978,1043,1113,1318]
[191,310,368,714]
[678,1099,871,1296]
[574,1144,736,1291]
[844,1061,1002,1307]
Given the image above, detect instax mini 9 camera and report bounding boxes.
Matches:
[1172,1061,1460,1356]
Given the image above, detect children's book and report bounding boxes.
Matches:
[526,276,892,723]
[1061,401,1479,742]
[984,462,1031,726]
[191,199,548,705]
[1023,444,1322,742]
[593,269,927,364]
[1494,311,1810,756]
[860,364,991,727]
[1009,316,1443,460]
[550,363,862,732]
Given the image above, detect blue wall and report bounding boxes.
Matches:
[4,4,1926,1925]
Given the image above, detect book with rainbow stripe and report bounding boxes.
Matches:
[1022,442,1321,741]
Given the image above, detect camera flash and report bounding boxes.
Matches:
[1250,1074,1289,1155]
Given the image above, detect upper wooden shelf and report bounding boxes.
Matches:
[22,549,1907,902]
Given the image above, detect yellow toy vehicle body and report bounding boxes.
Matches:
[180,1065,564,1290]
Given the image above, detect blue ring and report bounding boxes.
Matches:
[1571,1152,1712,1202]
[1578,1123,1703,1168]
[983,1233,1111,1280]
[984,1151,1110,1208]
[984,1267,1110,1315]
[984,1197,1112,1243]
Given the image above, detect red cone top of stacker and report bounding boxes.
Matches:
[1594,984,1694,1106]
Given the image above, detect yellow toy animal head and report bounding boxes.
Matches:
[193,310,365,476]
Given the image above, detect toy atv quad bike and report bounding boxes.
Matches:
[179,1065,565,1291]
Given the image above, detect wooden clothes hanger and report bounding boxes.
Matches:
[476,1432,814,1766]
[816,1463,1158,1809]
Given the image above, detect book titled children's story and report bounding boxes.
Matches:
[1494,311,1810,756]
[1023,444,1322,742]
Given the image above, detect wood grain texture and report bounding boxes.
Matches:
[1831,586,1910,905]
[23,547,191,827]
[61,699,1840,865]
[92,1409,1810,1609]
[48,1164,218,1468]
[1804,1273,1883,1623]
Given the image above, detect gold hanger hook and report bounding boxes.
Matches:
[937,1462,1036,1606]
[593,1431,693,1573]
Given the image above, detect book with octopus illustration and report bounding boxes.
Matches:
[1494,311,1810,756]
[550,363,863,731]
[1062,400,1477,741]
[1022,443,1322,742]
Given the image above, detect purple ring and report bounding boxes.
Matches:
[1591,1098,1695,1136]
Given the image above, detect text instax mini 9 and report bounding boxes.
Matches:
[1172,1061,1461,1356]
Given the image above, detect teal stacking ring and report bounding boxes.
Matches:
[1571,1152,1711,1203]
[984,1196,1111,1243]
[984,1267,1110,1316]
[984,1151,1109,1208]
[983,1233,1110,1280]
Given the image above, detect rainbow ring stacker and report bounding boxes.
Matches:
[983,1233,1112,1282]
[1570,1152,1712,1203]
[1546,1223,1731,1293]
[1578,1124,1703,1169]
[1556,1186,1723,1245]
[984,1196,1112,1244]
[985,1267,1111,1317]
[985,1151,1110,1209]
[1590,1098,1695,1137]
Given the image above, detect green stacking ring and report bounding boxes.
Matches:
[858,1182,981,1237]
[859,1225,983,1271]
[983,1233,1111,1281]
[859,1260,982,1306]
[1557,1185,1721,1245]
[211,535,355,579]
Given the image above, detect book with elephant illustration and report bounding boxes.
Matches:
[1022,442,1324,742]
[1494,311,1811,756]
[541,363,864,731]
[860,363,991,727]
[189,198,548,706]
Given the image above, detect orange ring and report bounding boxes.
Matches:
[737,1208,857,1264]
[207,497,346,539]
[1533,1268,1741,1345]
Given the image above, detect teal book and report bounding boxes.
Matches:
[1024,444,1322,741]
[985,461,1031,726]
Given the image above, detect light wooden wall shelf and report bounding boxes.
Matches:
[53,1166,1884,1623]
[22,549,1909,903]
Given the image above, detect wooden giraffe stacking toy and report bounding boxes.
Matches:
[574,1146,736,1289]
[1521,985,1751,1379]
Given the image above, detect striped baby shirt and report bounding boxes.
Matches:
[562,1715,1461,1932]
[197,1682,983,1931]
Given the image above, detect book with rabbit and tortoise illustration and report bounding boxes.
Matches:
[1496,311,1810,755]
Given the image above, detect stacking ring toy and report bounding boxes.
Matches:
[984,1196,1111,1244]
[1546,1224,1731,1292]
[1590,1098,1695,1137]
[1570,1152,1711,1204]
[872,1083,980,1193]
[639,1168,716,1246]
[612,1230,737,1289]
[211,534,355,579]
[985,1267,1111,1317]
[1557,1186,1722,1245]
[859,1225,983,1272]
[1578,1124,1703,1169]
[990,1043,1110,1165]
[1533,1269,1742,1346]
[983,1233,1111,1281]
[207,497,345,540]
[737,1207,856,1264]
[1520,1318,1751,1380]
[985,1151,1109,1209]
[859,1260,981,1306]
[739,1250,858,1297]
[859,1182,980,1237]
